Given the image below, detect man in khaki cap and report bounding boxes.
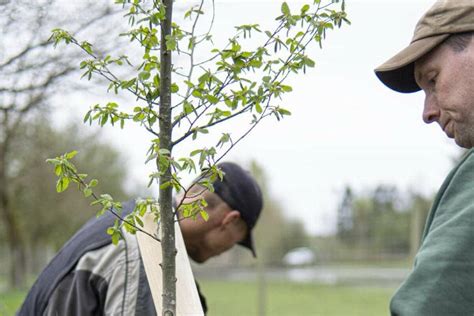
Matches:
[375,0,474,315]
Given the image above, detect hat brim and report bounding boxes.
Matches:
[375,34,449,93]
[239,233,256,257]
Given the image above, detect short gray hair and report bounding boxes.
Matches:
[445,31,473,52]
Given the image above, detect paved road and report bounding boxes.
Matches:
[194,265,411,286]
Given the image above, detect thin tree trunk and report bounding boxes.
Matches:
[10,243,27,289]
[159,0,175,315]
[410,199,423,258]
[0,144,26,289]
[257,257,266,316]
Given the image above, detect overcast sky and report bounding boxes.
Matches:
[57,0,459,235]
[207,0,459,235]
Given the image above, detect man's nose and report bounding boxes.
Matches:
[422,95,440,124]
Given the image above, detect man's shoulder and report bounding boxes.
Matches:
[435,149,474,196]
[458,148,474,164]
[18,200,137,315]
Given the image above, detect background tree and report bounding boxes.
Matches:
[0,116,128,289]
[337,186,354,242]
[250,161,310,265]
[408,192,432,258]
[334,184,433,259]
[49,1,349,313]
[0,0,122,289]
[348,185,410,254]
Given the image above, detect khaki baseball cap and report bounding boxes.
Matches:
[375,0,474,93]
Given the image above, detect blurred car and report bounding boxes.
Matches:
[282,247,316,266]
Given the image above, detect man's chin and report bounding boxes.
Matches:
[189,252,208,264]
[454,137,473,149]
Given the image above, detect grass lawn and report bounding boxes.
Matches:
[0,281,395,316]
[0,290,25,316]
[200,280,395,316]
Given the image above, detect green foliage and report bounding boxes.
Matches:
[49,0,349,199]
[47,150,91,194]
[47,151,161,243]
[178,196,209,221]
[47,2,349,308]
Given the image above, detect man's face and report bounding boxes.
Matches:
[415,37,474,148]
[197,207,247,263]
[179,190,247,263]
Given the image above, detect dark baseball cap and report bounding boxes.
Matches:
[375,0,474,93]
[211,162,263,257]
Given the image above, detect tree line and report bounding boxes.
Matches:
[335,185,432,259]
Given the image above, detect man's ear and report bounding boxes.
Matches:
[222,210,241,226]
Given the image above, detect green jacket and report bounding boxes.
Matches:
[391,149,474,315]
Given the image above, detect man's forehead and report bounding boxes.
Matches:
[414,45,441,82]
[414,57,429,84]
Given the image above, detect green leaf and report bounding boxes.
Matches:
[84,111,91,123]
[139,71,151,81]
[133,112,146,122]
[101,193,113,201]
[124,220,136,233]
[135,216,144,227]
[160,181,171,190]
[56,177,70,193]
[111,232,120,245]
[301,4,310,14]
[54,165,62,176]
[81,41,93,55]
[100,199,112,217]
[100,114,108,126]
[281,2,290,15]
[190,149,202,157]
[46,158,59,165]
[83,188,92,198]
[281,85,293,92]
[217,133,230,148]
[277,108,292,116]
[147,177,155,188]
[170,83,179,93]
[89,179,99,187]
[206,95,219,104]
[165,35,177,51]
[200,209,209,221]
[192,90,202,98]
[305,57,316,67]
[184,102,194,114]
[158,148,171,155]
[66,151,78,160]
[138,203,147,216]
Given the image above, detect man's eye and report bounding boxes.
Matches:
[428,74,437,85]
